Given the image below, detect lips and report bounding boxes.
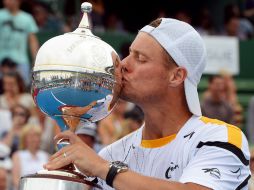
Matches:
[122,75,128,82]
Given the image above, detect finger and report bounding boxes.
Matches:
[45,145,78,170]
[54,130,81,144]
[44,152,75,170]
[48,144,74,161]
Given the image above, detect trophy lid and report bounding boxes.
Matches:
[33,2,116,74]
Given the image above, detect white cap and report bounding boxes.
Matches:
[0,143,12,170]
[140,18,207,116]
[75,122,97,138]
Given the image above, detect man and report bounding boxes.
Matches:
[0,0,39,86]
[45,18,251,190]
[247,97,254,145]
[0,57,17,94]
[201,75,234,124]
[75,122,103,153]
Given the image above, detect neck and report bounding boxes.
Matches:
[6,92,17,98]
[29,148,38,156]
[140,91,192,140]
[8,7,20,15]
[210,95,223,103]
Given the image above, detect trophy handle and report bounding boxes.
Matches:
[56,138,70,150]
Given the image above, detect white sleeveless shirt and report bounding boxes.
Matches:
[18,150,49,177]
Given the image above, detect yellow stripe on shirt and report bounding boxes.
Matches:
[141,134,176,148]
[200,116,242,149]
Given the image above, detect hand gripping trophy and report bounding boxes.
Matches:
[19,2,122,190]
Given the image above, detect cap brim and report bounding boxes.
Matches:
[184,79,202,116]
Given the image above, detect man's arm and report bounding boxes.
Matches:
[44,131,211,190]
[28,33,39,62]
[97,163,211,190]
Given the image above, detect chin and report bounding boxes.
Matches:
[119,91,141,105]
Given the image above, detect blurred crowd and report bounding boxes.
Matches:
[0,0,254,189]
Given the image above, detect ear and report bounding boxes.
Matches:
[168,67,188,87]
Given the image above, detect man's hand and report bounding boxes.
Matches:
[44,130,108,177]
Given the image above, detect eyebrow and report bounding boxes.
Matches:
[129,47,149,59]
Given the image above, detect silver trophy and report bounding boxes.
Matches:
[19,2,121,190]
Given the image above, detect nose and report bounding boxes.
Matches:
[121,56,131,73]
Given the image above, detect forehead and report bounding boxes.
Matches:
[3,75,16,81]
[213,77,224,83]
[130,32,165,56]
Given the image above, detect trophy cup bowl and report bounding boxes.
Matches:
[19,2,121,190]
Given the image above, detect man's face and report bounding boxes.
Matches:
[12,106,28,126]
[3,0,19,10]
[209,77,225,100]
[3,75,19,94]
[226,18,240,36]
[120,32,171,105]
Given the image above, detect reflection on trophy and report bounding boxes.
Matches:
[19,2,121,190]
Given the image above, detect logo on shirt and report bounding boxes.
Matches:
[230,167,241,179]
[165,162,179,179]
[202,168,221,179]
[183,131,195,140]
[2,20,24,33]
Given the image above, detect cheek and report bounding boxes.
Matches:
[140,68,167,83]
[135,70,168,92]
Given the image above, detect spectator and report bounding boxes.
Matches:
[247,97,254,145]
[195,7,216,36]
[0,72,34,111]
[0,0,39,86]
[222,72,244,127]
[223,16,246,39]
[29,107,55,154]
[1,104,30,156]
[75,122,103,153]
[12,124,49,190]
[104,12,126,33]
[201,75,234,124]
[243,0,254,24]
[32,1,69,33]
[98,99,131,145]
[0,109,12,138]
[0,58,17,94]
[174,9,192,24]
[224,4,254,40]
[249,147,254,190]
[0,143,12,190]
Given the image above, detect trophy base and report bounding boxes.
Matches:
[19,169,102,190]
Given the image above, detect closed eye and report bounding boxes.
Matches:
[137,55,147,62]
[129,47,149,63]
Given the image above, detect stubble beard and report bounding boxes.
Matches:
[119,87,159,106]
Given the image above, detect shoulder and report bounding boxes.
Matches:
[19,11,34,20]
[0,9,7,15]
[191,116,250,167]
[37,150,50,159]
[179,116,251,190]
[197,116,247,148]
[13,150,27,159]
[18,11,37,28]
